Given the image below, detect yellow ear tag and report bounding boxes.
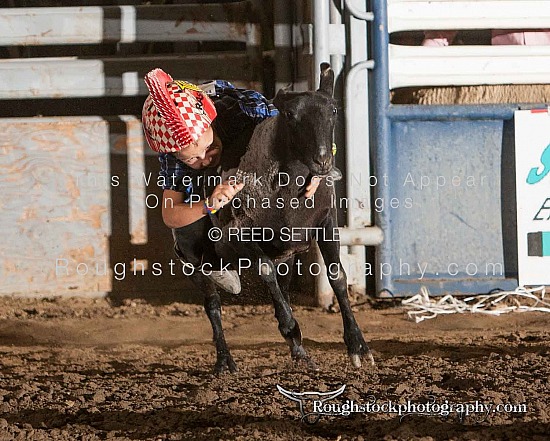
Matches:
[332,143,337,156]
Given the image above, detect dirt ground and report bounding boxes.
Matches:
[0,294,548,441]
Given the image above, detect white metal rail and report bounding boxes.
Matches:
[390,44,550,89]
[0,54,254,99]
[0,6,260,45]
[0,5,261,99]
[388,0,550,32]
[388,0,550,89]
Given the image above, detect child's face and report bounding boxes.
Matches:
[173,127,223,169]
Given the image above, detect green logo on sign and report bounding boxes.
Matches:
[527,143,550,184]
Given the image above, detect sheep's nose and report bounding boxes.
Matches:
[314,156,332,172]
[315,146,332,166]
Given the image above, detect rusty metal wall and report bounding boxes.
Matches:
[1,117,112,296]
[0,116,208,300]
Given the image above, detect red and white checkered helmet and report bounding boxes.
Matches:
[142,68,217,153]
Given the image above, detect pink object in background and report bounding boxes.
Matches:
[491,29,550,45]
[422,29,550,46]
[422,31,457,46]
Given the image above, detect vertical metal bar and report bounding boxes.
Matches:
[314,0,337,307]
[313,0,330,88]
[119,6,136,44]
[329,0,347,303]
[372,0,394,296]
[124,115,148,245]
[344,0,372,297]
[344,59,374,225]
[345,0,371,227]
[273,0,294,92]
[330,0,344,79]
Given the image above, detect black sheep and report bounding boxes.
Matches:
[203,63,374,373]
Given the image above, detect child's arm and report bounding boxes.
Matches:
[161,182,244,229]
[161,189,205,229]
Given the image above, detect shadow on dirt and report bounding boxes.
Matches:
[302,338,548,361]
[4,407,549,441]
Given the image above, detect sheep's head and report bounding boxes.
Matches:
[273,63,337,177]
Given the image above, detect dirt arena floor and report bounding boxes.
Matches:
[0,295,548,441]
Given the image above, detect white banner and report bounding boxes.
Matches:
[514,110,550,286]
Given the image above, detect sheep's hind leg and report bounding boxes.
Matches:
[317,217,375,368]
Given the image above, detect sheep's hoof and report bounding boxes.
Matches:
[294,355,320,371]
[291,346,319,371]
[366,351,375,366]
[214,354,238,374]
[349,351,375,368]
[350,354,362,368]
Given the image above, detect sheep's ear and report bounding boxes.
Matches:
[273,88,299,110]
[272,84,291,106]
[278,83,292,94]
[318,62,334,97]
[273,88,285,108]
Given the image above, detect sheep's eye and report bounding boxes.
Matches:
[332,107,338,115]
[285,111,295,119]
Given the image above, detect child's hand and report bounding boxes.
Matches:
[304,176,321,198]
[209,181,245,210]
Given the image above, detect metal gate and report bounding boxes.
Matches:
[369,0,550,296]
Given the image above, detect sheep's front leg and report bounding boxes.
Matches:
[218,238,316,369]
[188,271,237,374]
[316,215,375,368]
[259,255,318,369]
[276,255,295,305]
